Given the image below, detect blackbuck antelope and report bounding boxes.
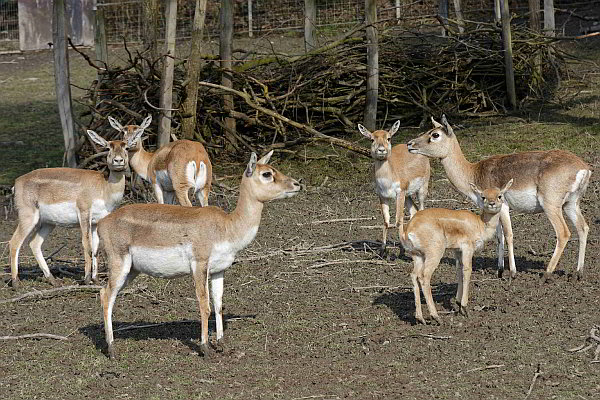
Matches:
[402,180,513,324]
[97,151,302,359]
[8,129,143,288]
[358,121,430,254]
[407,116,591,281]
[108,115,213,206]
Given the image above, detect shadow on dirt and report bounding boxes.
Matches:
[79,314,256,357]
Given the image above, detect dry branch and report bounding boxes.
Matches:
[0,333,69,341]
[0,285,103,304]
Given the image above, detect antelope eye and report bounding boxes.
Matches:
[481,196,486,201]
[262,171,272,179]
[387,137,391,142]
[432,132,440,139]
[498,195,502,200]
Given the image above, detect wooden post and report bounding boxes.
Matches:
[94,4,107,72]
[395,0,401,20]
[158,0,177,147]
[248,0,253,37]
[53,0,77,168]
[182,0,208,140]
[528,0,540,31]
[438,0,449,36]
[220,0,237,149]
[500,0,516,109]
[452,0,465,33]
[304,0,317,52]
[494,0,501,23]
[142,0,160,73]
[543,0,555,37]
[363,0,378,131]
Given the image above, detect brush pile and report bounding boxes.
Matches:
[76,22,564,168]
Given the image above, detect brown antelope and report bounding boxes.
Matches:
[402,180,512,324]
[407,116,591,281]
[358,121,430,254]
[8,129,143,288]
[97,151,302,359]
[108,115,213,206]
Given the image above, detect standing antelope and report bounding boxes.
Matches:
[97,151,302,359]
[402,180,513,324]
[108,115,213,206]
[407,116,591,281]
[8,129,143,288]
[358,121,430,254]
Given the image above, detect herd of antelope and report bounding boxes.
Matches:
[6,114,592,358]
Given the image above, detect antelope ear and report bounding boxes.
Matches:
[469,182,483,197]
[108,116,124,132]
[357,124,373,140]
[500,179,514,194]
[389,120,401,137]
[441,114,454,136]
[139,115,152,130]
[245,152,258,177]
[430,117,443,129]
[258,150,273,165]
[87,130,109,148]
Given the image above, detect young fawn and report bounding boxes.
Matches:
[358,121,430,254]
[97,151,302,358]
[401,179,513,325]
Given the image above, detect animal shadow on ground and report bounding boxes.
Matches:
[80,313,256,357]
[2,264,85,286]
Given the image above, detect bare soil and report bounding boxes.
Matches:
[1,34,600,400]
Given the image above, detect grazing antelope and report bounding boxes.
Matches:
[358,121,430,254]
[402,179,513,324]
[97,151,302,359]
[8,129,143,288]
[108,115,213,206]
[407,116,592,281]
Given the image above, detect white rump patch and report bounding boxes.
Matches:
[186,161,207,191]
[565,169,591,204]
[208,226,259,274]
[130,244,194,278]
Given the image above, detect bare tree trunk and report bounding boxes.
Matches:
[363,0,378,131]
[182,0,208,140]
[142,0,160,68]
[494,0,501,23]
[94,5,107,75]
[158,0,177,147]
[304,0,317,52]
[528,0,542,87]
[53,0,77,167]
[500,0,516,109]
[395,0,401,20]
[543,0,555,37]
[452,0,464,33]
[220,0,237,149]
[438,0,449,36]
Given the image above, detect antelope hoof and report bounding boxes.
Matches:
[215,339,226,354]
[459,305,469,318]
[431,315,443,326]
[415,315,427,325]
[379,246,388,259]
[539,272,553,285]
[11,277,21,290]
[47,275,59,286]
[84,275,92,285]
[107,344,116,360]
[200,343,212,357]
[576,270,584,281]
[497,269,504,279]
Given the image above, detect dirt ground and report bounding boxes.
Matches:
[1,32,600,400]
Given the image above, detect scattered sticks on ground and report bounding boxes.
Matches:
[524,364,544,400]
[0,333,69,341]
[567,325,600,363]
[0,284,103,304]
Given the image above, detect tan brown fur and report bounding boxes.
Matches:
[8,130,142,288]
[407,116,591,280]
[97,151,301,359]
[358,121,430,253]
[402,181,512,324]
[109,115,213,206]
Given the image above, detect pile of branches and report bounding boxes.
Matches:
[76,21,565,168]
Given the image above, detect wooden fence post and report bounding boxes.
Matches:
[500,0,516,109]
[363,0,378,131]
[220,0,237,150]
[304,0,317,52]
[158,0,177,147]
[438,0,449,36]
[543,0,555,36]
[452,0,465,33]
[53,0,77,168]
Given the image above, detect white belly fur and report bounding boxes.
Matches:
[131,244,194,278]
[39,198,120,226]
[504,187,542,213]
